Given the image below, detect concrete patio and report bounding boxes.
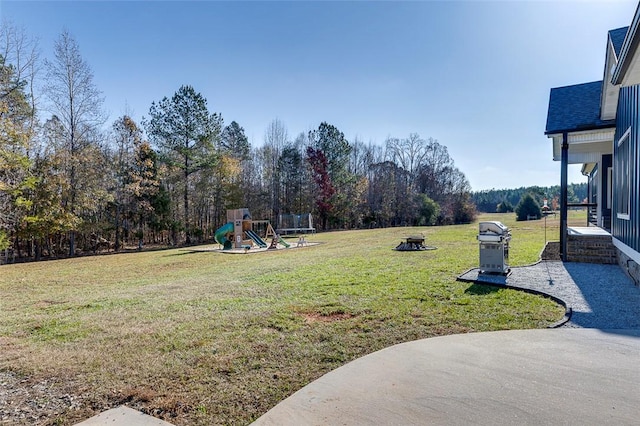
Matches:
[252,328,640,425]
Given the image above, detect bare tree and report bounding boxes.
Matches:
[0,20,40,120]
[44,29,106,255]
[263,118,288,219]
[385,133,430,182]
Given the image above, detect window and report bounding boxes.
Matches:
[590,165,598,205]
[616,128,631,220]
[607,167,612,210]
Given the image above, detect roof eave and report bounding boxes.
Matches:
[601,35,618,120]
[544,121,616,136]
[612,3,640,84]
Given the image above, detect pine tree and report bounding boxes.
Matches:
[515,194,542,221]
[144,85,221,243]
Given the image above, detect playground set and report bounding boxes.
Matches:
[214,208,294,251]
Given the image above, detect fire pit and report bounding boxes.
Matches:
[395,235,437,251]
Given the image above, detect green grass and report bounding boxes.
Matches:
[0,213,568,425]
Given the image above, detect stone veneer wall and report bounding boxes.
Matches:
[616,248,640,287]
[566,234,617,264]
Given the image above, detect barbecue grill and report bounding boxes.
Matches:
[477,221,510,274]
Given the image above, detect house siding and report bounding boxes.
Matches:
[613,85,640,252]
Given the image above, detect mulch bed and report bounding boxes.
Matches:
[540,241,561,261]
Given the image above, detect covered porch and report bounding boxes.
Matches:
[545,81,616,262]
[548,128,615,261]
[549,127,614,230]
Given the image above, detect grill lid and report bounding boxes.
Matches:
[478,221,510,235]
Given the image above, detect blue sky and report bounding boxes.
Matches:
[1,0,638,190]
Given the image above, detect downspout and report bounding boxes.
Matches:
[560,132,569,261]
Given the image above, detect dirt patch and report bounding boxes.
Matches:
[0,372,88,425]
[33,300,67,309]
[301,312,354,324]
[0,372,190,425]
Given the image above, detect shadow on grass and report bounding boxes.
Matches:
[464,283,501,295]
[162,250,203,257]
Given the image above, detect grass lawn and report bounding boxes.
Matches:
[0,212,571,425]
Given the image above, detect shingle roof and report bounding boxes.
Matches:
[609,26,629,58]
[545,81,615,134]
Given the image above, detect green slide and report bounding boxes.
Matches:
[278,237,290,248]
[245,229,268,248]
[214,222,234,250]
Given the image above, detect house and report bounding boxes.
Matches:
[545,3,640,284]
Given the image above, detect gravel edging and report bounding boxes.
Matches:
[457,265,572,328]
[458,261,640,329]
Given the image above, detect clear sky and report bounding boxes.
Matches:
[1,0,638,190]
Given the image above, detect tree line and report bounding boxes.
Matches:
[0,25,476,261]
[471,183,588,213]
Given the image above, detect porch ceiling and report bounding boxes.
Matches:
[549,128,614,163]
